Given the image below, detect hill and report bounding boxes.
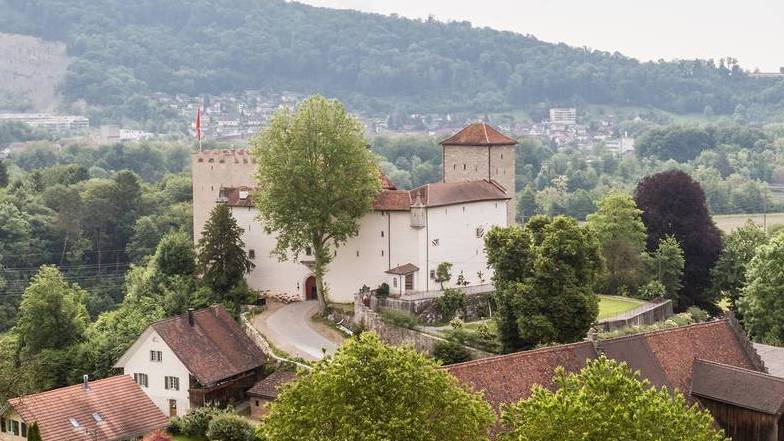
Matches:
[1,0,783,120]
[0,32,69,111]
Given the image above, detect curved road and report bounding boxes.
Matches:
[253,301,342,361]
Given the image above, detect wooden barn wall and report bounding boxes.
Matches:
[697,396,780,441]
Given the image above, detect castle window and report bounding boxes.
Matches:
[476,227,485,238]
[501,154,503,159]
[430,270,436,279]
[210,166,214,170]
[198,158,204,163]
[248,249,256,260]
[381,250,384,257]
[208,158,215,163]
[219,159,225,163]
[393,278,398,288]
[431,238,440,247]
[462,206,465,213]
[356,251,360,257]
[463,164,466,170]
[453,164,456,170]
[381,231,384,237]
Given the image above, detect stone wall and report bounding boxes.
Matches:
[596,299,674,332]
[355,294,492,359]
[370,288,494,325]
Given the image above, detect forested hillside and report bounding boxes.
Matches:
[2,0,784,118]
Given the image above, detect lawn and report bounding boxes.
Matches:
[597,295,645,320]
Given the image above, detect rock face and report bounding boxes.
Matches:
[0,33,69,111]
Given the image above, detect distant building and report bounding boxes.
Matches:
[0,375,167,441]
[0,113,89,131]
[549,107,577,126]
[114,305,266,417]
[248,371,297,419]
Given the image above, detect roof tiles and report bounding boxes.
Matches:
[441,122,517,147]
[247,371,298,399]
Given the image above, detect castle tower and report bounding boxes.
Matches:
[191,149,256,243]
[441,122,517,225]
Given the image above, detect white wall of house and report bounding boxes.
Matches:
[116,329,192,417]
[0,408,27,441]
[426,200,507,289]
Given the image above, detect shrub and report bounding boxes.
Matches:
[143,432,172,441]
[206,414,256,441]
[380,309,418,329]
[433,339,472,365]
[687,306,709,323]
[376,282,390,297]
[637,280,665,300]
[435,288,466,321]
[171,404,227,438]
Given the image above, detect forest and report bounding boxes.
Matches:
[2,0,784,122]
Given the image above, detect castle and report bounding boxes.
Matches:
[192,122,517,303]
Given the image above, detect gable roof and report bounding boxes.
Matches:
[385,263,419,275]
[150,305,265,386]
[753,343,784,378]
[7,375,167,441]
[446,342,598,409]
[410,180,510,208]
[247,371,298,399]
[446,319,763,410]
[691,359,784,415]
[373,190,412,211]
[441,122,517,147]
[599,319,763,393]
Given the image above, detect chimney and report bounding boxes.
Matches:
[83,375,89,390]
[188,308,195,326]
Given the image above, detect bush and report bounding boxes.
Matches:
[435,288,466,321]
[143,432,172,441]
[171,405,227,438]
[687,306,709,322]
[433,339,472,365]
[206,414,256,441]
[380,309,418,329]
[376,282,390,297]
[637,280,665,300]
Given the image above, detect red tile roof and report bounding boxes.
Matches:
[247,371,298,399]
[6,375,168,441]
[410,180,511,208]
[373,190,411,211]
[441,122,517,147]
[446,319,763,410]
[385,263,419,275]
[152,305,265,387]
[446,342,598,409]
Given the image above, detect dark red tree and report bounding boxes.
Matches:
[634,170,722,312]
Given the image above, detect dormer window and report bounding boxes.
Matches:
[69,418,80,428]
[92,413,103,423]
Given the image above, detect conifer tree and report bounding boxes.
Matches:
[196,203,254,295]
[26,423,42,441]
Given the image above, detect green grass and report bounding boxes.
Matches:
[597,295,645,320]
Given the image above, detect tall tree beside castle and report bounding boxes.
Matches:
[196,203,254,297]
[252,96,381,314]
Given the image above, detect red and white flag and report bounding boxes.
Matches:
[195,106,202,143]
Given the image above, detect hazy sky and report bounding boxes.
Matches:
[297,0,784,71]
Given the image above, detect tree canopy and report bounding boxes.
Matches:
[499,356,728,441]
[252,96,380,313]
[259,332,495,441]
[196,203,254,296]
[738,232,784,345]
[711,220,767,313]
[634,170,722,312]
[485,216,603,352]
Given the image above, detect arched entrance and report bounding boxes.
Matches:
[305,276,318,301]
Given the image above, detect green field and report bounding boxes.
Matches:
[712,212,784,233]
[597,295,645,320]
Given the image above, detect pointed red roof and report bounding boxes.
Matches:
[441,122,517,147]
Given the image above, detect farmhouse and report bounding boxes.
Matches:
[191,122,517,303]
[446,318,781,441]
[0,375,167,441]
[114,305,265,417]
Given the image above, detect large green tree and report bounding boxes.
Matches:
[738,233,784,345]
[499,356,728,441]
[259,332,495,441]
[252,96,381,313]
[586,192,648,295]
[485,216,603,352]
[711,220,767,313]
[647,236,686,304]
[14,266,89,354]
[196,203,254,295]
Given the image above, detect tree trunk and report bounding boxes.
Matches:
[313,241,328,315]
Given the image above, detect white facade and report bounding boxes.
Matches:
[114,328,191,417]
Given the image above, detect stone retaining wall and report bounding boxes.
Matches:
[370,289,494,325]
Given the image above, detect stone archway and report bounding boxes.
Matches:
[305,276,318,301]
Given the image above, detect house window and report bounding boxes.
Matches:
[462,206,465,213]
[475,227,485,238]
[134,373,149,387]
[380,230,384,237]
[356,251,360,257]
[305,247,312,256]
[1,417,6,432]
[21,422,26,437]
[248,249,256,260]
[393,278,398,288]
[150,351,162,362]
[381,250,384,257]
[501,154,504,159]
[12,420,19,435]
[255,400,259,407]
[165,376,180,391]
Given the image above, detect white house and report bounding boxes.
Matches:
[114,305,265,417]
[191,122,518,303]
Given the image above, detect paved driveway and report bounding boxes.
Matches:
[253,301,343,361]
